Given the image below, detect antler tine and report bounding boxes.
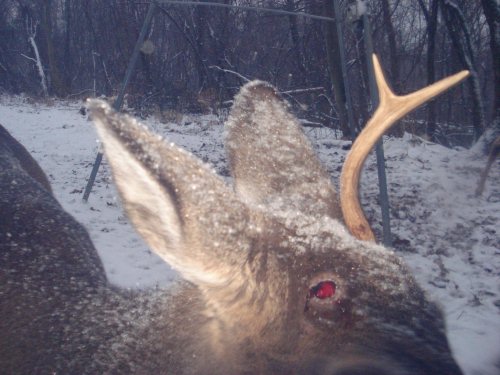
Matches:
[340,54,469,242]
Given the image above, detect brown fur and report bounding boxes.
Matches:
[0,81,463,374]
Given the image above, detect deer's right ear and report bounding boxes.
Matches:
[89,100,252,286]
[226,81,340,220]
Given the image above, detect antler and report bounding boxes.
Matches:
[340,55,469,242]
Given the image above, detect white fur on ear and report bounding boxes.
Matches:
[89,99,252,287]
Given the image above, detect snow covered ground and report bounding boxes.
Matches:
[1,95,499,375]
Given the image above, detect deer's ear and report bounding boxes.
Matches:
[89,100,253,286]
[226,81,340,220]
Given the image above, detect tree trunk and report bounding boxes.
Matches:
[63,0,72,93]
[322,0,351,138]
[381,0,402,136]
[439,0,485,141]
[480,0,500,128]
[286,0,307,87]
[471,0,500,154]
[193,2,210,89]
[28,29,48,96]
[41,0,66,96]
[380,0,400,91]
[418,0,439,141]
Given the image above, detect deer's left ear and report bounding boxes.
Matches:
[89,100,255,287]
[225,81,340,220]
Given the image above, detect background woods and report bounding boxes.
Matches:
[0,0,498,148]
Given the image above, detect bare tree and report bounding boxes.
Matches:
[380,0,400,91]
[418,0,440,141]
[439,0,486,140]
[0,0,494,148]
[480,0,500,130]
[24,15,48,96]
[40,0,66,95]
[322,0,352,138]
[285,0,308,86]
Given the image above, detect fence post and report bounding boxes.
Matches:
[350,1,392,246]
[82,1,157,202]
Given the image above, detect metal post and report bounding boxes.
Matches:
[361,12,393,247]
[82,1,157,202]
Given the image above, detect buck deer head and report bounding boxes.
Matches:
[0,55,468,374]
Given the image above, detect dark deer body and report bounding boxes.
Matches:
[0,58,467,374]
[0,124,52,193]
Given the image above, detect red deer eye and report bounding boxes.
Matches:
[309,281,336,299]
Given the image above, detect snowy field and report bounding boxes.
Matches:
[1,95,499,375]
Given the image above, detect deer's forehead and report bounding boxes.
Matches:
[255,212,412,292]
[266,210,393,259]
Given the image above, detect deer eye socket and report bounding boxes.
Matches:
[304,280,337,312]
[309,281,336,299]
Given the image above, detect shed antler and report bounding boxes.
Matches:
[341,55,469,242]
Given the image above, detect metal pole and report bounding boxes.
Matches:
[82,1,157,202]
[361,12,393,246]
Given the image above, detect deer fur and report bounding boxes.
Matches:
[0,124,52,193]
[0,81,464,374]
